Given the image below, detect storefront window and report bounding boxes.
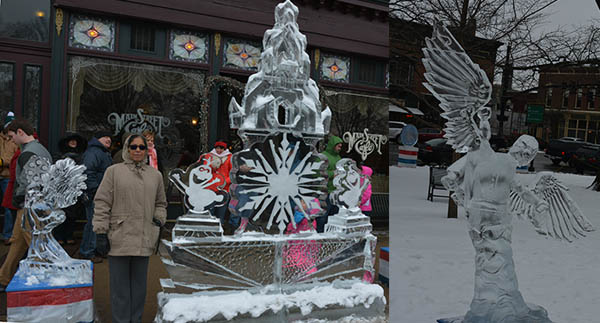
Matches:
[67,56,208,173]
[23,65,42,131]
[0,0,50,42]
[0,63,15,116]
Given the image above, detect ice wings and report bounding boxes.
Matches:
[510,172,595,242]
[422,21,492,153]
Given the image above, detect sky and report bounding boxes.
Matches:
[542,0,599,30]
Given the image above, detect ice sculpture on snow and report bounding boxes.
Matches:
[422,22,594,323]
[156,1,383,322]
[16,156,90,284]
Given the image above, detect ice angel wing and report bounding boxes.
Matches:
[422,21,492,153]
[511,172,594,242]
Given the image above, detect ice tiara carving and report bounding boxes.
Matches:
[18,156,91,285]
[422,22,594,323]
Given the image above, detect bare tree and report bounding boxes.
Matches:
[389,0,600,90]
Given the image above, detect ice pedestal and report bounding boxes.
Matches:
[160,231,377,291]
[155,279,385,323]
[172,212,223,242]
[325,209,373,236]
[7,262,93,323]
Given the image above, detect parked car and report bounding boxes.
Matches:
[544,137,585,166]
[418,138,453,165]
[571,144,600,173]
[418,128,444,143]
[389,121,406,144]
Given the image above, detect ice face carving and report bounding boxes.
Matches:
[423,23,594,323]
[228,0,331,145]
[169,161,229,214]
[17,156,91,285]
[329,158,368,213]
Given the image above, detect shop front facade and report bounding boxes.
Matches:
[1,0,389,217]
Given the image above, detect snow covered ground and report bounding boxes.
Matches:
[389,166,600,323]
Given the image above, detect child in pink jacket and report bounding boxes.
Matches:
[360,166,373,217]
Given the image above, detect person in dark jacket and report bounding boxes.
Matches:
[316,135,343,232]
[53,132,87,245]
[79,131,112,263]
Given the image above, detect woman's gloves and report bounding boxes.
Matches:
[96,234,110,257]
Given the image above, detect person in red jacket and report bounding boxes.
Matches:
[199,141,233,231]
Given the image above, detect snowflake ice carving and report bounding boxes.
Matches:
[232,133,326,233]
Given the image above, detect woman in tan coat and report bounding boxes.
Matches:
[93,134,167,323]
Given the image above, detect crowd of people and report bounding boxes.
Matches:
[0,115,375,321]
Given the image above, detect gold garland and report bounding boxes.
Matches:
[214,33,221,57]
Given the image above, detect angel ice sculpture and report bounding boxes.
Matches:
[422,22,594,323]
[17,156,90,284]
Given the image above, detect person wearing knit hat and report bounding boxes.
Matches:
[3,112,15,130]
[199,140,233,232]
[0,112,17,243]
[78,129,113,263]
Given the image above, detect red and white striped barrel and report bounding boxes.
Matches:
[398,146,419,168]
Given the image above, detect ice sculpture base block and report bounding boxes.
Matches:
[325,211,373,236]
[155,279,385,323]
[7,262,94,322]
[437,302,554,323]
[160,231,377,291]
[171,212,224,243]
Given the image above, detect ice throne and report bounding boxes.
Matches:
[155,1,384,322]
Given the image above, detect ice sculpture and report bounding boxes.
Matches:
[168,160,229,241]
[16,156,91,285]
[156,1,383,322]
[422,22,594,323]
[325,158,373,235]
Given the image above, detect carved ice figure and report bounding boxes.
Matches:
[169,161,228,214]
[329,159,368,214]
[17,156,90,284]
[423,22,594,323]
[228,0,331,143]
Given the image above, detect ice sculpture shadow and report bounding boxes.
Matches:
[422,22,594,323]
[17,156,90,285]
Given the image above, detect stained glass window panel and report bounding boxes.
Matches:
[0,63,15,116]
[23,65,42,131]
[320,54,350,83]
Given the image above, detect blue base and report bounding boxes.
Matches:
[437,317,463,323]
[6,263,93,292]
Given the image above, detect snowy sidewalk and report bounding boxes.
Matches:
[390,166,600,323]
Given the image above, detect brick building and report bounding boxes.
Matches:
[538,64,600,143]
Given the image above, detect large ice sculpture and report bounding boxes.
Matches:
[157,1,383,322]
[422,22,594,323]
[16,156,91,285]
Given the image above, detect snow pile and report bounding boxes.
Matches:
[390,166,600,322]
[161,281,384,322]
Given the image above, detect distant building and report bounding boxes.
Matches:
[537,64,600,143]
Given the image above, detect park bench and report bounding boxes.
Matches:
[427,166,449,202]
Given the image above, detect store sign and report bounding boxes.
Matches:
[343,128,388,161]
[107,109,171,138]
[527,105,544,124]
